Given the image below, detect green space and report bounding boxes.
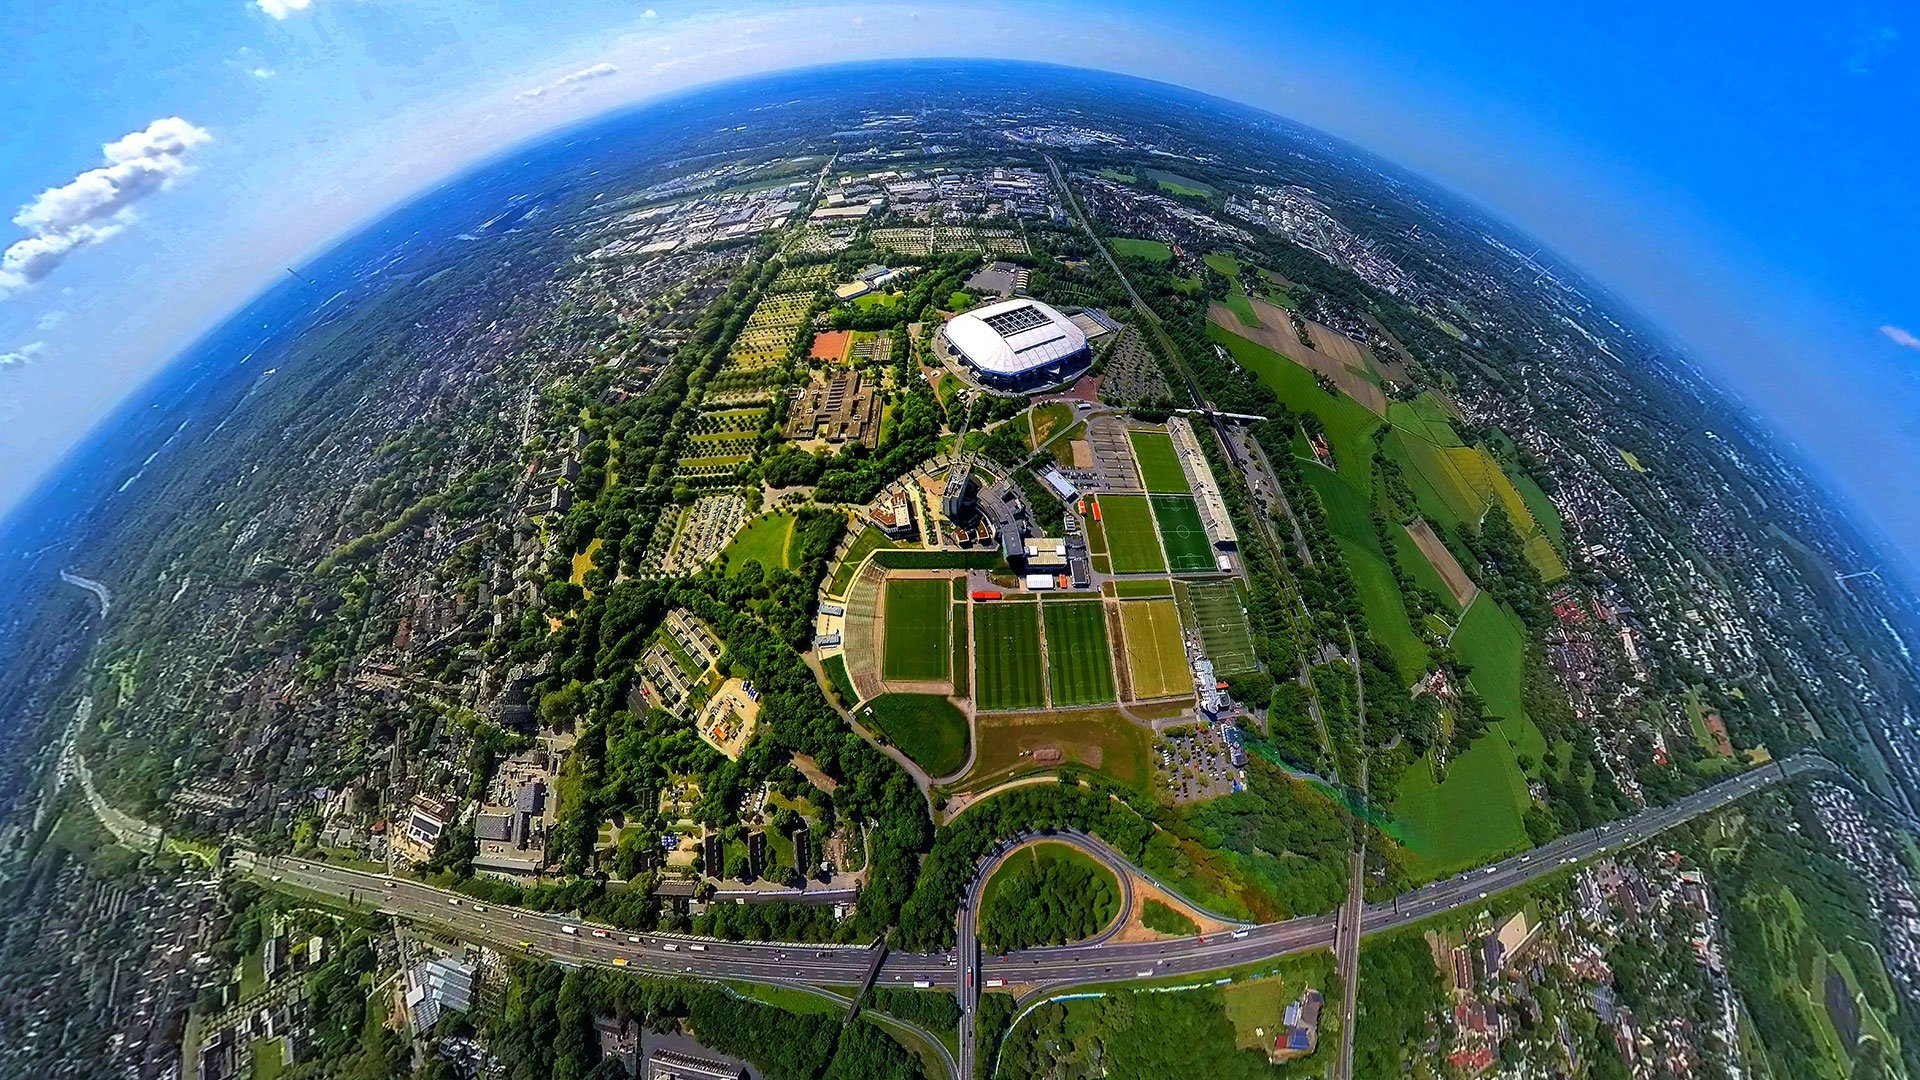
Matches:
[1302,465,1427,681]
[1113,577,1173,598]
[973,602,1046,711]
[1140,898,1199,937]
[1386,394,1463,445]
[1220,281,1259,327]
[947,291,974,311]
[1029,401,1076,449]
[827,525,899,596]
[1127,429,1191,493]
[1451,597,1543,760]
[1384,426,1567,582]
[722,512,796,573]
[1144,169,1218,198]
[861,694,971,777]
[1181,580,1258,674]
[1096,168,1137,183]
[1109,237,1174,263]
[979,841,1122,952]
[1147,494,1216,573]
[881,577,953,682]
[1096,494,1168,574]
[821,653,857,707]
[852,290,901,311]
[1043,600,1118,706]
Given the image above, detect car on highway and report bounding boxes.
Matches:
[518,940,531,948]
[562,926,578,936]
[613,957,628,965]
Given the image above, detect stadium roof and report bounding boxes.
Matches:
[946,298,1087,376]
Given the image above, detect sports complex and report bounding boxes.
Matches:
[939,297,1093,392]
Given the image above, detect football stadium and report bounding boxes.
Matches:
[941,297,1092,392]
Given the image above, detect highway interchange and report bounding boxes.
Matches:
[249,752,1835,1078]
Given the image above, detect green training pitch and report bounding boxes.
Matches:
[1148,494,1217,572]
[1096,495,1167,574]
[1043,600,1117,706]
[1182,581,1257,674]
[974,602,1046,711]
[862,694,970,777]
[882,578,953,682]
[1127,429,1191,494]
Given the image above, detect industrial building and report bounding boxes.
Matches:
[941,297,1091,391]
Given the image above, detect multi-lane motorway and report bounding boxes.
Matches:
[250,754,1834,1078]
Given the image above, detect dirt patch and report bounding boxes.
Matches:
[1210,299,1387,416]
[1111,877,1238,943]
[1405,518,1477,608]
[790,753,839,794]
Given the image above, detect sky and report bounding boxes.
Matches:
[1,1,1916,573]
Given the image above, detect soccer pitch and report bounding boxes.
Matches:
[1128,429,1191,494]
[1043,600,1117,706]
[1096,495,1168,574]
[974,602,1046,710]
[882,577,952,682]
[1149,494,1216,572]
[1117,598,1189,700]
[1183,580,1257,673]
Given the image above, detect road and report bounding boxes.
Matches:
[249,754,1830,1078]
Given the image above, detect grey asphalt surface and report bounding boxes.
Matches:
[249,754,1831,1079]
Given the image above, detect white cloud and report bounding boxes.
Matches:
[256,0,316,19]
[36,310,66,331]
[643,8,657,18]
[1,117,211,297]
[251,66,277,79]
[0,341,45,373]
[1847,26,1901,74]
[1881,325,1920,351]
[517,63,621,101]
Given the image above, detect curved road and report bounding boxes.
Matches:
[249,754,1833,1078]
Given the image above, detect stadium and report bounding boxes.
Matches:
[940,297,1092,392]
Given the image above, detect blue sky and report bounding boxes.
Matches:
[2,1,1916,572]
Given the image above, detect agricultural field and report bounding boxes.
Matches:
[1095,494,1168,574]
[1210,324,1381,488]
[1109,237,1174,263]
[1043,600,1118,707]
[1147,494,1216,573]
[1384,420,1567,583]
[1208,301,1386,416]
[1387,597,1541,880]
[882,578,954,683]
[1180,581,1258,674]
[861,694,970,778]
[1127,429,1191,494]
[1144,169,1217,198]
[1117,598,1189,700]
[974,601,1046,711]
[1397,518,1474,611]
[721,512,796,573]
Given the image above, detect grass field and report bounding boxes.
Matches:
[828,525,899,596]
[1303,466,1428,681]
[722,512,795,573]
[1145,169,1217,198]
[1210,325,1380,489]
[1182,581,1258,674]
[1128,429,1191,493]
[1109,237,1174,263]
[1387,596,1541,880]
[1118,598,1189,699]
[1113,578,1173,598]
[1030,401,1076,449]
[1096,494,1168,574]
[1202,251,1241,277]
[862,694,970,777]
[1385,432,1567,582]
[1148,494,1217,572]
[822,653,858,707]
[1043,600,1118,706]
[882,578,953,682]
[974,602,1046,711]
[957,707,1154,791]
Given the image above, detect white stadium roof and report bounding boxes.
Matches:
[945,298,1087,376]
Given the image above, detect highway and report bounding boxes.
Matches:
[249,754,1833,1078]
